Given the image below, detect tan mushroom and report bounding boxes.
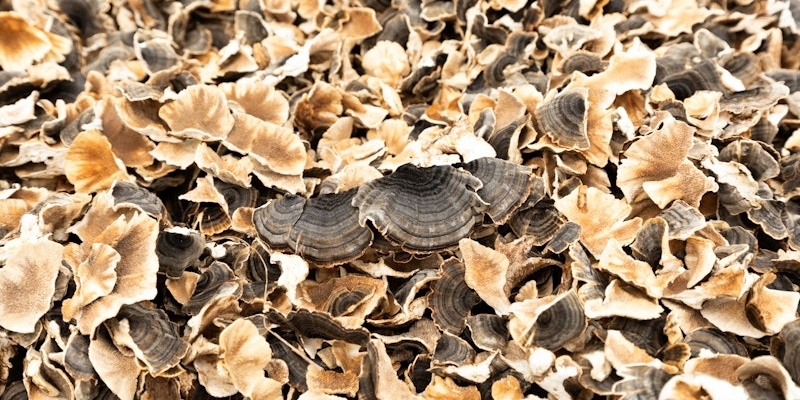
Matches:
[224,112,306,176]
[460,238,511,315]
[0,12,72,71]
[553,185,642,258]
[0,215,63,333]
[617,114,717,209]
[63,193,160,335]
[218,318,284,399]
[65,130,129,194]
[158,84,235,141]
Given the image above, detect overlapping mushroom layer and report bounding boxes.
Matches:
[4,0,800,398]
[254,159,532,264]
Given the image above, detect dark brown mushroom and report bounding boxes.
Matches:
[254,189,372,265]
[509,199,563,245]
[267,309,370,345]
[466,314,509,352]
[459,157,533,223]
[683,328,748,358]
[662,59,724,100]
[613,365,674,399]
[631,217,669,268]
[287,189,373,265]
[545,221,581,254]
[429,258,480,335]
[63,331,95,381]
[156,227,205,278]
[433,332,476,365]
[183,261,240,315]
[111,181,165,219]
[253,194,305,251]
[535,87,590,150]
[719,140,780,182]
[777,319,800,385]
[106,303,189,376]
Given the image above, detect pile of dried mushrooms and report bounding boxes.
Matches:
[3,0,800,398]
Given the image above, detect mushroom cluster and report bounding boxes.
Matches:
[2,0,800,398]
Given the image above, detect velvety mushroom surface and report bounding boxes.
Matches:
[4,0,800,398]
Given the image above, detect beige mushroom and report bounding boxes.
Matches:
[0,215,63,333]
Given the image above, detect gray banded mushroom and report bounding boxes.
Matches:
[253,158,532,264]
[429,258,480,335]
[535,87,590,150]
[253,188,372,265]
[352,163,486,253]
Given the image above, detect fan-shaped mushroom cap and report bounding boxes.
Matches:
[95,96,156,169]
[535,87,590,150]
[111,180,165,219]
[219,319,284,399]
[617,115,717,208]
[254,194,305,251]
[460,238,511,315]
[156,227,205,278]
[684,328,748,357]
[23,341,77,399]
[254,189,372,265]
[158,84,235,141]
[293,81,345,136]
[65,130,129,194]
[219,80,289,125]
[546,221,582,253]
[560,51,607,75]
[719,140,780,182]
[0,12,72,72]
[0,216,63,333]
[224,113,306,175]
[88,327,141,400]
[291,189,372,265]
[297,274,387,329]
[106,304,189,376]
[429,258,480,334]
[745,272,800,334]
[509,199,563,245]
[363,339,425,400]
[61,242,120,322]
[353,164,486,252]
[662,60,724,101]
[423,375,481,400]
[459,157,532,223]
[195,143,253,187]
[63,331,94,380]
[362,40,411,88]
[63,198,160,335]
[737,356,800,399]
[778,319,800,384]
[433,332,476,365]
[466,314,508,352]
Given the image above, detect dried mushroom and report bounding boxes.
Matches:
[352,164,486,252]
[2,0,800,398]
[0,216,63,333]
